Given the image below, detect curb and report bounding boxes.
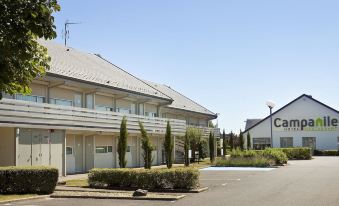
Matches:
[55,186,209,194]
[50,194,186,201]
[0,195,49,204]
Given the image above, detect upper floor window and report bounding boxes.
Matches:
[15,94,45,103]
[74,94,82,107]
[116,107,131,114]
[49,98,73,106]
[86,94,94,109]
[145,112,157,117]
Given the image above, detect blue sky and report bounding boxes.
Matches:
[52,0,339,133]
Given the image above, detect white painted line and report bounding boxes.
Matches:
[201,167,275,171]
[222,183,227,186]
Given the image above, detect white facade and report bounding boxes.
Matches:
[244,95,339,150]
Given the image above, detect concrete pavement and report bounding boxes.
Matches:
[3,157,339,206]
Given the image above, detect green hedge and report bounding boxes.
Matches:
[314,150,339,156]
[275,148,312,160]
[0,166,58,194]
[230,148,287,165]
[215,156,275,167]
[88,168,199,190]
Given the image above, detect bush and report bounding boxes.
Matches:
[230,148,258,158]
[277,148,312,160]
[314,150,339,156]
[215,157,275,167]
[262,149,288,165]
[0,166,58,194]
[88,167,199,190]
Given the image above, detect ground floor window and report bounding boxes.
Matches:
[302,137,316,150]
[66,146,73,155]
[95,146,113,153]
[253,138,271,150]
[280,137,293,148]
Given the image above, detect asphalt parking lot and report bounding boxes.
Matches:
[3,157,339,206]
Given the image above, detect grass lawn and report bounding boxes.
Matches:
[65,178,89,187]
[0,194,37,202]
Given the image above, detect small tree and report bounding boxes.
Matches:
[188,127,203,162]
[229,131,234,150]
[222,129,227,156]
[184,131,190,166]
[247,132,251,150]
[239,130,244,151]
[118,116,128,168]
[164,121,173,169]
[139,122,153,169]
[198,139,208,159]
[209,131,215,163]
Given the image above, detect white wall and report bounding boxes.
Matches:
[245,96,339,150]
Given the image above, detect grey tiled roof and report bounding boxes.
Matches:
[39,40,171,100]
[146,81,217,117]
[245,119,262,130]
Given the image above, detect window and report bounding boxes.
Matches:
[280,137,293,148]
[49,98,73,106]
[139,103,144,115]
[302,137,316,150]
[253,138,271,150]
[145,112,157,117]
[74,94,82,107]
[66,147,73,155]
[131,103,136,114]
[127,146,131,152]
[95,146,113,154]
[86,94,94,109]
[15,94,45,103]
[95,105,114,112]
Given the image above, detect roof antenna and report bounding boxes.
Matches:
[62,20,81,47]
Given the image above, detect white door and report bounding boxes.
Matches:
[17,129,32,166]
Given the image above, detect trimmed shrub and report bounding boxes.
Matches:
[0,166,58,194]
[262,149,288,165]
[215,157,275,167]
[314,150,339,156]
[277,148,312,160]
[88,167,199,190]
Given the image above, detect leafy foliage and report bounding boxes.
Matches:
[0,166,58,194]
[187,127,203,162]
[229,131,234,150]
[247,132,251,149]
[209,131,215,163]
[118,117,128,168]
[184,131,190,166]
[239,130,244,150]
[164,121,173,169]
[0,0,60,98]
[222,129,227,156]
[89,168,200,190]
[139,122,153,169]
[215,156,275,167]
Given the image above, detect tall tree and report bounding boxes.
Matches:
[139,122,153,169]
[247,132,251,150]
[118,117,127,168]
[222,129,227,156]
[209,131,215,163]
[164,121,173,169]
[239,130,244,150]
[0,0,60,99]
[184,130,190,167]
[229,131,234,150]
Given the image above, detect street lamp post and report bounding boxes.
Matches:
[266,100,275,148]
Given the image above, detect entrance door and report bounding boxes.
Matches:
[31,130,41,166]
[85,136,94,171]
[17,129,32,166]
[302,137,316,150]
[74,135,83,173]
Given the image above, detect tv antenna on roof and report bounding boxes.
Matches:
[62,20,81,47]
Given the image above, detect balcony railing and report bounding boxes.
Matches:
[0,98,186,136]
[188,126,220,138]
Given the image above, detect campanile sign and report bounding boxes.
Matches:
[273,116,338,131]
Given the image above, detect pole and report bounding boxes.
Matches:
[64,23,67,46]
[270,107,273,148]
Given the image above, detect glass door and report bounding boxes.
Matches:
[302,137,316,150]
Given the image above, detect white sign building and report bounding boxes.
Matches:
[243,94,339,150]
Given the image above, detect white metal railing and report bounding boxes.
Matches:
[0,98,186,136]
[188,126,221,138]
